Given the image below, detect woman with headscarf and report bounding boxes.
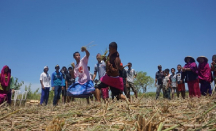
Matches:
[211,55,216,91]
[197,56,212,96]
[0,65,14,104]
[182,56,201,98]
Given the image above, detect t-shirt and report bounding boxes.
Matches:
[51,72,65,87]
[40,72,51,87]
[176,71,184,84]
[66,73,75,86]
[94,60,106,80]
[155,71,164,85]
[74,55,90,85]
[163,75,170,87]
[169,74,177,87]
[126,68,136,83]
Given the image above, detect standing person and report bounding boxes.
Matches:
[0,66,14,104]
[125,62,137,100]
[176,64,186,99]
[67,47,95,104]
[95,42,126,102]
[40,66,51,105]
[182,56,201,98]
[211,55,216,95]
[66,67,75,102]
[197,56,212,96]
[92,53,109,102]
[163,69,171,100]
[119,63,128,96]
[170,68,178,99]
[155,65,165,100]
[51,65,65,106]
[61,66,68,104]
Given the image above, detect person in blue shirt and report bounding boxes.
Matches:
[51,65,65,106]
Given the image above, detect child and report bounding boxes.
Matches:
[51,65,65,106]
[197,56,212,96]
[163,69,171,100]
[170,68,178,99]
[67,47,95,104]
[176,65,185,99]
[95,42,126,102]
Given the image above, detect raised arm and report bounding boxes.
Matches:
[81,47,90,58]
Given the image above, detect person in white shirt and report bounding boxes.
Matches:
[40,66,51,105]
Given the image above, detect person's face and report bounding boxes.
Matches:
[63,67,66,72]
[186,58,191,63]
[109,46,115,54]
[44,68,49,72]
[96,55,101,62]
[69,69,72,73]
[158,67,162,71]
[4,67,8,73]
[171,69,175,74]
[128,63,132,68]
[213,57,216,62]
[199,58,204,63]
[55,67,60,71]
[74,53,80,61]
[177,66,181,71]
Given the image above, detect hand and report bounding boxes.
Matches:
[212,61,216,65]
[71,62,75,68]
[155,83,157,87]
[52,87,55,91]
[62,86,64,90]
[182,68,185,72]
[81,46,87,52]
[180,80,183,84]
[42,85,45,90]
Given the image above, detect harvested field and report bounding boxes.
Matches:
[0,95,216,131]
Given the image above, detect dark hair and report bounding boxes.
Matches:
[128,62,132,66]
[177,64,181,67]
[96,53,101,57]
[165,68,170,73]
[109,42,117,50]
[68,67,73,70]
[88,66,90,70]
[171,68,175,71]
[73,52,79,57]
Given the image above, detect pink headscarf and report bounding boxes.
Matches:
[0,65,11,87]
[198,62,212,82]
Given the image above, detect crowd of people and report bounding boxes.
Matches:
[0,42,216,106]
[155,55,216,100]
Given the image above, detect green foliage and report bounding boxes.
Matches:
[134,71,154,93]
[14,77,24,90]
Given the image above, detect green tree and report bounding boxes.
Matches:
[134,71,154,93]
[14,77,24,90]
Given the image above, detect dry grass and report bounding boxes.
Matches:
[0,95,216,131]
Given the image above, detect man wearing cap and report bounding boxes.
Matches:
[40,66,51,106]
[51,65,65,106]
[155,65,165,99]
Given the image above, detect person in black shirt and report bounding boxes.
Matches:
[66,67,75,102]
[155,65,165,99]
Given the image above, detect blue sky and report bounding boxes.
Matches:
[0,0,216,92]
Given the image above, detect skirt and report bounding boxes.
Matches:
[100,75,124,91]
[67,80,95,98]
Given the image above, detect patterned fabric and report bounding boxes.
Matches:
[0,66,11,87]
[198,62,212,82]
[0,94,7,104]
[187,79,201,97]
[101,87,109,99]
[67,80,95,98]
[100,74,124,91]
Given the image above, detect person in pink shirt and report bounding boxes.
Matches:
[67,47,95,104]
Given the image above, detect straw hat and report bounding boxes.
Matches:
[197,56,208,63]
[184,56,195,63]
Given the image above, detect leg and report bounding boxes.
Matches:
[130,82,138,98]
[86,97,90,104]
[53,86,58,106]
[40,88,45,105]
[57,86,62,105]
[110,87,126,101]
[46,87,50,105]
[95,82,109,102]
[156,85,161,99]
